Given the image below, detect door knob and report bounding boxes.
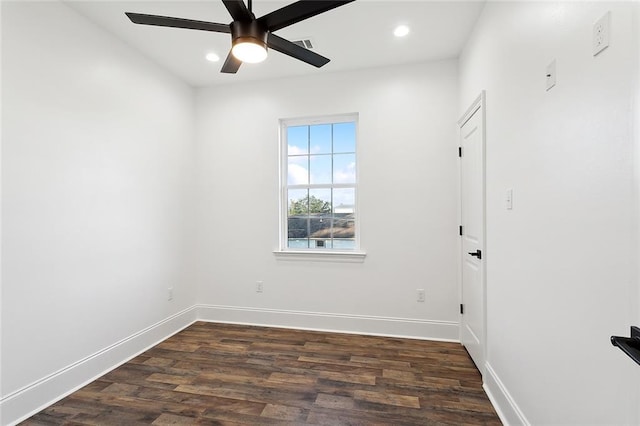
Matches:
[468,249,482,260]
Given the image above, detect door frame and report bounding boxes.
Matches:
[457,91,487,375]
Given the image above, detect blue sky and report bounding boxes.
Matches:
[287,122,356,185]
[286,122,356,211]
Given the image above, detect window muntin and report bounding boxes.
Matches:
[281,114,358,251]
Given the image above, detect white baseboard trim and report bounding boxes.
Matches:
[483,362,529,426]
[0,306,198,426]
[196,304,460,342]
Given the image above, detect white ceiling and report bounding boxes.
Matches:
[65,0,485,87]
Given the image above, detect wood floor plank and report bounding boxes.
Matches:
[150,413,199,425]
[354,389,421,409]
[146,373,197,386]
[142,357,176,368]
[350,355,413,368]
[313,393,356,410]
[260,404,307,422]
[383,368,418,382]
[267,372,317,386]
[21,322,501,425]
[317,370,377,385]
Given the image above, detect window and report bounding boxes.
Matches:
[280,114,359,253]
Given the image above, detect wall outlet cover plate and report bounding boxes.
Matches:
[593,11,611,56]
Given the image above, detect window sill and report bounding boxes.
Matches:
[273,250,366,263]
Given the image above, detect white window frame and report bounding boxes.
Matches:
[274,113,365,262]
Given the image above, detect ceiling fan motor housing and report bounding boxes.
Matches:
[231,20,268,50]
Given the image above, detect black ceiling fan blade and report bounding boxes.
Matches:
[258,0,355,32]
[221,51,242,73]
[125,12,230,33]
[222,0,253,22]
[267,33,330,68]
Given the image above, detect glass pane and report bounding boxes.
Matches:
[309,155,331,185]
[309,218,332,248]
[333,122,356,153]
[309,188,332,216]
[288,238,310,249]
[288,156,308,185]
[288,189,309,216]
[307,188,331,249]
[287,218,309,239]
[310,124,331,154]
[333,153,356,184]
[332,188,355,249]
[287,188,309,249]
[287,126,308,155]
[333,220,356,249]
[333,188,355,216]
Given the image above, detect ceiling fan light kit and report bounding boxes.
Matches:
[232,40,267,63]
[230,20,268,63]
[125,0,355,74]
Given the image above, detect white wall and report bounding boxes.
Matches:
[459,2,640,424]
[0,1,4,422]
[633,4,640,422]
[1,2,197,423]
[194,61,460,339]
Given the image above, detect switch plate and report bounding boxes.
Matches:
[546,60,556,91]
[417,289,425,302]
[168,287,173,301]
[593,11,610,56]
[506,188,513,210]
[256,281,263,293]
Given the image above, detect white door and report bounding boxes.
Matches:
[459,94,485,374]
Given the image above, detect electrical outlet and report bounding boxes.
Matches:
[593,11,610,56]
[256,281,263,293]
[417,289,425,302]
[168,287,173,301]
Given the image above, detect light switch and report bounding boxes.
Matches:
[506,189,513,210]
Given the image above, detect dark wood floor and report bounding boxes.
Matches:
[22,322,501,425]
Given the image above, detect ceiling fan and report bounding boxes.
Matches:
[125,0,355,74]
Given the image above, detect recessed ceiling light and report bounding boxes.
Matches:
[205,52,220,62]
[394,25,410,38]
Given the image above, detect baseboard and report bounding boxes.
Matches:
[483,362,530,426]
[0,306,198,426]
[196,304,459,342]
